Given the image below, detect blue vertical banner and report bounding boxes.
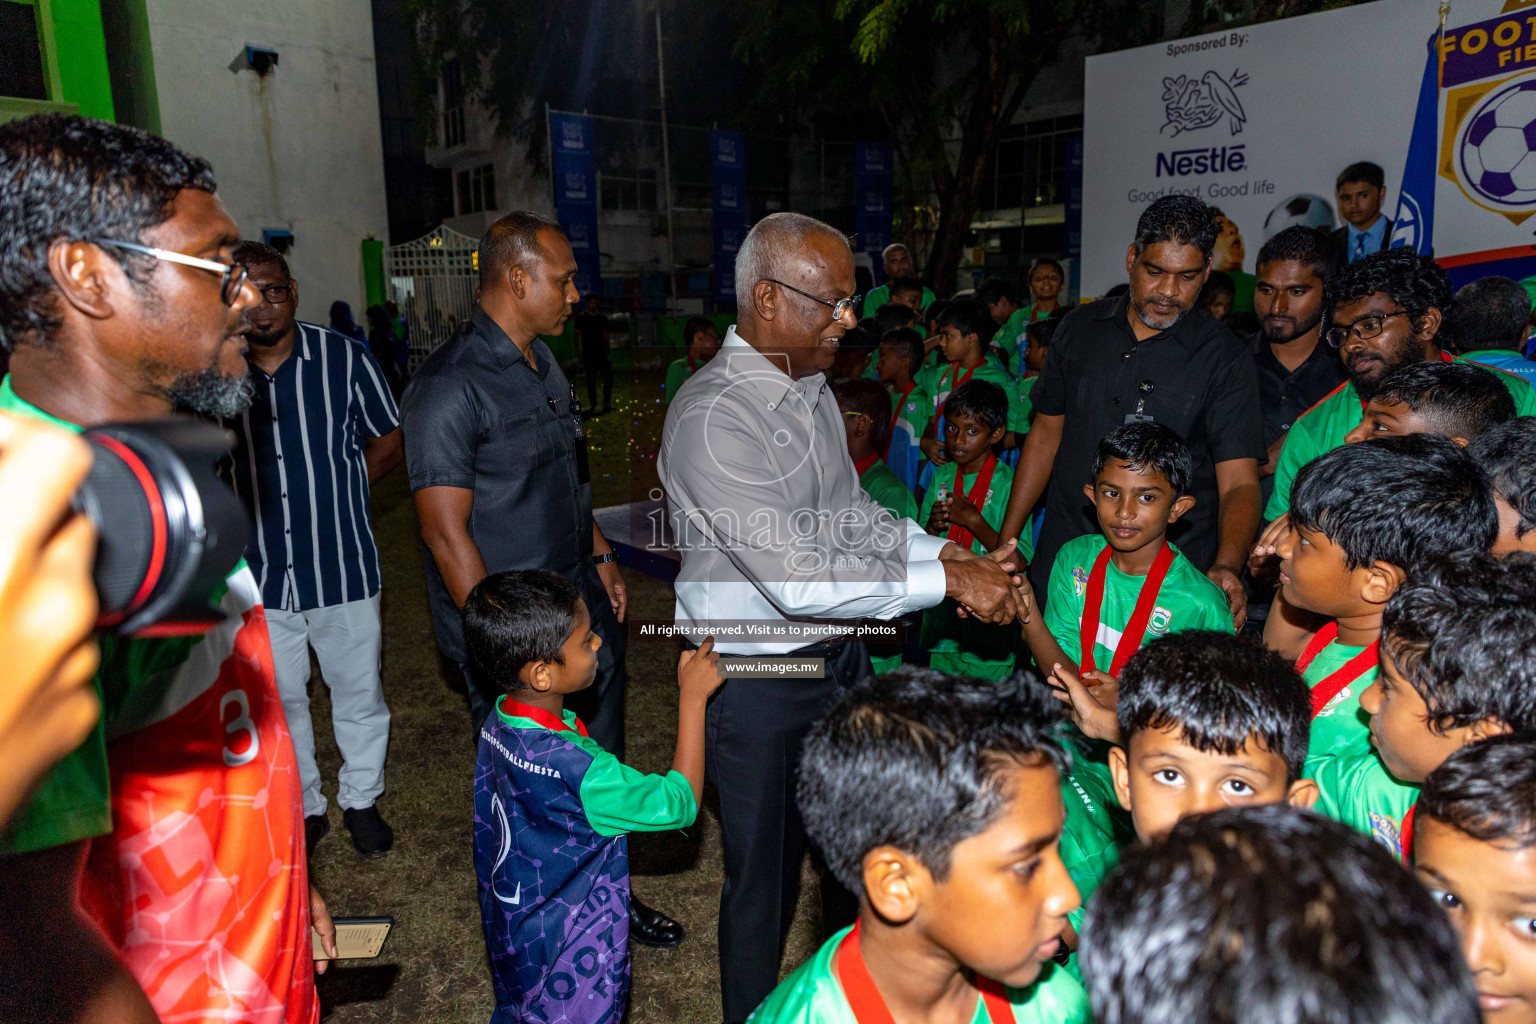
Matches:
[1388,31,1439,255]
[712,129,747,307]
[855,143,894,283]
[549,111,602,298]
[1065,134,1084,301]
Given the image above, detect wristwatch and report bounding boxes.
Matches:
[593,553,618,565]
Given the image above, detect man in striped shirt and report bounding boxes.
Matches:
[223,241,404,858]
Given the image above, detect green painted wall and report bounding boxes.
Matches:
[48,0,114,121]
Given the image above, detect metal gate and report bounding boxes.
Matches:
[383,225,478,369]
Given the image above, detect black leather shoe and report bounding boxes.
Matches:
[342,805,394,859]
[628,896,685,948]
[305,813,330,858]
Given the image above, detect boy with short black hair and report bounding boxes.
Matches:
[666,316,721,403]
[831,325,875,380]
[1415,733,1536,1024]
[1468,416,1536,554]
[921,380,1020,679]
[1080,803,1482,1024]
[749,668,1089,1023]
[869,301,926,382]
[1273,433,1498,762]
[1308,552,1536,861]
[1051,630,1316,976]
[1024,423,1231,697]
[877,326,933,494]
[465,569,724,1024]
[919,300,1025,474]
[833,377,917,523]
[888,276,926,314]
[1344,360,1516,445]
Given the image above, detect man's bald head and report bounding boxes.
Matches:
[734,212,851,309]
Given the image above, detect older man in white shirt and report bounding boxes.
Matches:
[659,212,1028,1022]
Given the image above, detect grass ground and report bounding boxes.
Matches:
[308,351,821,1022]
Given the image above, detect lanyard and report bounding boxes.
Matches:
[945,362,978,399]
[854,452,880,477]
[886,382,919,460]
[502,698,589,737]
[687,355,700,372]
[1401,801,1418,861]
[1294,623,1379,718]
[946,456,998,551]
[835,922,1013,1024]
[1080,543,1174,676]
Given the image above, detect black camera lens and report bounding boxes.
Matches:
[75,418,248,637]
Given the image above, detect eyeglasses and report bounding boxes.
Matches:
[765,278,861,322]
[258,284,292,304]
[1326,309,1409,348]
[89,237,249,307]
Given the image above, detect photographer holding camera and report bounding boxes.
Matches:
[0,115,323,1024]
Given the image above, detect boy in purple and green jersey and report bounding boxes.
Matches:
[1308,552,1536,862]
[1264,247,1536,519]
[875,328,933,494]
[467,570,723,1024]
[747,669,1088,1024]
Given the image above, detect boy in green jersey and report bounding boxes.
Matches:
[865,302,926,381]
[1080,804,1484,1024]
[1468,417,1536,556]
[1265,248,1536,520]
[1273,435,1499,762]
[834,377,919,675]
[1415,735,1536,1024]
[1343,360,1515,446]
[1023,423,1230,694]
[919,301,1027,478]
[1309,552,1536,861]
[876,328,933,494]
[1048,631,1316,974]
[748,669,1088,1024]
[921,382,1020,679]
[665,317,721,403]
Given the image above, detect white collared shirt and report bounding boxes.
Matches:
[658,326,949,654]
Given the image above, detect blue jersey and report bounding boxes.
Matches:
[474,699,696,1024]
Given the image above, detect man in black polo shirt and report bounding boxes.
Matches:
[1247,226,1347,507]
[400,210,682,947]
[1000,195,1263,625]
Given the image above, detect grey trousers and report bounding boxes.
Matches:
[266,594,391,817]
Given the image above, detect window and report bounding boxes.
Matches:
[0,2,47,101]
[983,115,1083,213]
[599,167,658,211]
[457,163,496,215]
[441,59,465,148]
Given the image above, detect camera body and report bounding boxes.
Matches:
[77,418,248,636]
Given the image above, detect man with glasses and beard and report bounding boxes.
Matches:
[221,241,403,861]
[1260,247,1536,523]
[999,195,1264,627]
[0,115,324,1023]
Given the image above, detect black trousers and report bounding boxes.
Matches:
[464,573,628,760]
[706,639,869,1023]
[583,356,613,411]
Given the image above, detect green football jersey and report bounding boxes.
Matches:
[863,285,937,320]
[859,457,919,522]
[921,458,1020,677]
[1044,534,1233,676]
[1056,728,1131,963]
[747,926,1090,1024]
[932,360,1030,436]
[1308,750,1418,862]
[1266,356,1536,519]
[1302,638,1378,762]
[665,357,697,403]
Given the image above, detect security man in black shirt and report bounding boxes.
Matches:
[1000,196,1264,627]
[400,211,684,947]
